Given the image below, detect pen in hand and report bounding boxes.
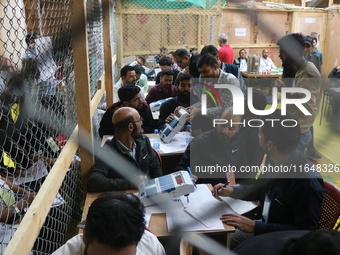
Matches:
[212,181,229,196]
[217,181,230,191]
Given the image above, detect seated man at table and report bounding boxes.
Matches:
[189,53,240,123]
[113,65,145,103]
[200,44,244,91]
[234,49,248,72]
[87,107,162,192]
[173,48,200,78]
[174,107,247,185]
[155,56,180,85]
[146,68,177,105]
[157,73,194,130]
[259,49,276,73]
[99,85,156,138]
[212,110,324,249]
[52,193,165,255]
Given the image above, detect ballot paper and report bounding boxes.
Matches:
[145,205,165,227]
[13,159,48,185]
[219,197,258,215]
[180,184,258,228]
[149,132,188,154]
[165,198,225,232]
[180,185,235,227]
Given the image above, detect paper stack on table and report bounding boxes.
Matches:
[154,184,258,232]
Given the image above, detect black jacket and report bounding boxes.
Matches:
[231,150,324,235]
[98,102,156,138]
[328,67,340,88]
[174,128,249,185]
[87,135,163,192]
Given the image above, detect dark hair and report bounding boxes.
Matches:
[118,84,141,102]
[197,53,218,69]
[277,33,305,57]
[158,57,172,67]
[134,65,144,75]
[85,193,145,251]
[239,48,246,54]
[190,47,197,53]
[246,89,267,111]
[287,230,340,255]
[137,56,146,65]
[120,65,135,77]
[160,68,174,77]
[200,45,219,57]
[261,110,300,154]
[25,32,38,46]
[178,73,192,84]
[173,49,189,58]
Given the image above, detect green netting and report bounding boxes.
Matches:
[128,0,226,10]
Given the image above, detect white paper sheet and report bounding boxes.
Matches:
[165,197,225,232]
[150,132,188,154]
[181,185,235,227]
[13,160,48,185]
[219,197,258,215]
[145,204,166,227]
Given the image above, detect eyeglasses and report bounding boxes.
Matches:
[133,117,143,123]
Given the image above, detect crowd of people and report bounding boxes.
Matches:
[1,29,339,254]
[83,32,340,254]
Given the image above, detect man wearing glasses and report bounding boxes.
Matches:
[173,48,200,78]
[87,107,163,192]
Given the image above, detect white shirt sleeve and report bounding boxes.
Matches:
[136,230,166,255]
[51,234,84,255]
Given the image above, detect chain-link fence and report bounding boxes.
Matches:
[115,0,224,76]
[0,0,110,252]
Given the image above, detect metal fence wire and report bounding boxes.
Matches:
[115,0,223,73]
[0,0,110,252]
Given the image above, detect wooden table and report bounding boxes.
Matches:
[241,71,282,79]
[81,185,235,250]
[241,71,282,88]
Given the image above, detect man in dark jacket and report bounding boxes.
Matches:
[213,110,324,248]
[99,85,156,138]
[174,107,248,185]
[88,107,162,192]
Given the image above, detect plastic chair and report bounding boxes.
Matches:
[318,181,340,230]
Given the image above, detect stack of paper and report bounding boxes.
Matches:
[145,184,258,232]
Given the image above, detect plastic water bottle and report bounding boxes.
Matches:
[153,129,160,151]
[186,124,191,145]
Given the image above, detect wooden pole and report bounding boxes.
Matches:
[70,0,94,192]
[103,0,113,107]
[4,127,79,255]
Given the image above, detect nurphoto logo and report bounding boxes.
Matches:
[200,84,312,128]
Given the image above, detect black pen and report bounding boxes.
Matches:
[217,181,230,191]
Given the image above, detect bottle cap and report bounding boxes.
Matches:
[154,129,159,134]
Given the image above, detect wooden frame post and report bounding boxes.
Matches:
[103,0,113,107]
[71,0,94,192]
